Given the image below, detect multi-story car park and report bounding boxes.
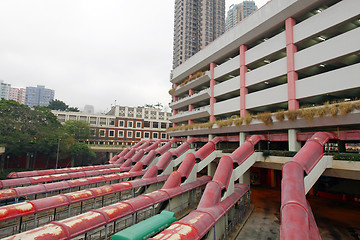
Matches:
[52,105,172,146]
[168,0,360,151]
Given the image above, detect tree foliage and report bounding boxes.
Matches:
[47,99,68,111]
[63,120,91,140]
[47,99,79,112]
[0,100,63,156]
[0,99,96,168]
[70,142,96,166]
[67,107,80,112]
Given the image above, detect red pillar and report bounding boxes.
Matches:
[286,18,299,110]
[210,62,217,122]
[188,88,194,125]
[172,83,179,127]
[240,45,248,117]
[173,83,179,102]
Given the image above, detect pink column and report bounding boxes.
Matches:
[286,18,299,111]
[172,83,179,127]
[210,62,217,122]
[240,45,248,117]
[188,88,194,124]
[173,83,179,102]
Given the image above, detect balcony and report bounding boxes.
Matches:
[172,71,211,96]
[169,105,210,123]
[170,88,211,109]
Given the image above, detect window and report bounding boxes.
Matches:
[110,119,115,126]
[127,121,133,128]
[100,118,106,125]
[90,117,96,124]
[144,132,150,138]
[161,133,167,139]
[153,132,158,139]
[118,120,124,127]
[127,131,133,138]
[135,131,141,138]
[153,122,159,128]
[136,121,142,128]
[161,123,167,129]
[90,129,96,136]
[144,121,150,128]
[109,130,115,137]
[118,130,124,138]
[99,129,106,137]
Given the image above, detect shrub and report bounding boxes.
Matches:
[300,108,317,122]
[274,110,285,122]
[285,110,299,121]
[199,121,215,129]
[216,119,233,128]
[244,114,253,125]
[354,101,360,110]
[262,150,298,158]
[256,112,273,126]
[234,117,243,127]
[330,104,338,117]
[316,105,330,118]
[333,153,360,161]
[338,102,354,115]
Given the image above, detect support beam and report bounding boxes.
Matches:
[304,156,332,194]
[286,17,299,110]
[288,129,301,151]
[210,62,217,122]
[240,45,248,117]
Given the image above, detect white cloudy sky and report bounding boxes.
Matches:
[0,0,268,113]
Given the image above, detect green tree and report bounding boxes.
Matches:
[47,99,68,111]
[67,107,80,112]
[0,100,65,168]
[47,99,79,112]
[64,120,91,140]
[70,142,96,166]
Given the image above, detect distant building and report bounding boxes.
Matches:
[0,80,11,100]
[172,0,226,69]
[225,1,257,30]
[18,88,26,104]
[52,105,173,146]
[9,87,26,104]
[83,105,94,114]
[9,88,19,102]
[25,85,55,107]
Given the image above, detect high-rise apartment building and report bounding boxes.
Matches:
[172,0,225,69]
[225,1,257,30]
[0,80,11,100]
[9,87,26,104]
[25,85,55,107]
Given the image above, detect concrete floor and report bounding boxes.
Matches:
[235,186,360,240]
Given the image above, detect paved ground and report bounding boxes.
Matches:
[235,186,360,240]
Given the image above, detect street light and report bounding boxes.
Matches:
[55,139,61,169]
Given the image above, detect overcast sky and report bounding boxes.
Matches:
[0,0,268,113]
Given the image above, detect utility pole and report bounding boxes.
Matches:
[55,139,61,169]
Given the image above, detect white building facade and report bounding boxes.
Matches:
[53,105,173,146]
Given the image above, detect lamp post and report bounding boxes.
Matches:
[55,139,61,169]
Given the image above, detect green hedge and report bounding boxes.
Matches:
[333,153,360,161]
[262,150,298,158]
[262,151,360,161]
